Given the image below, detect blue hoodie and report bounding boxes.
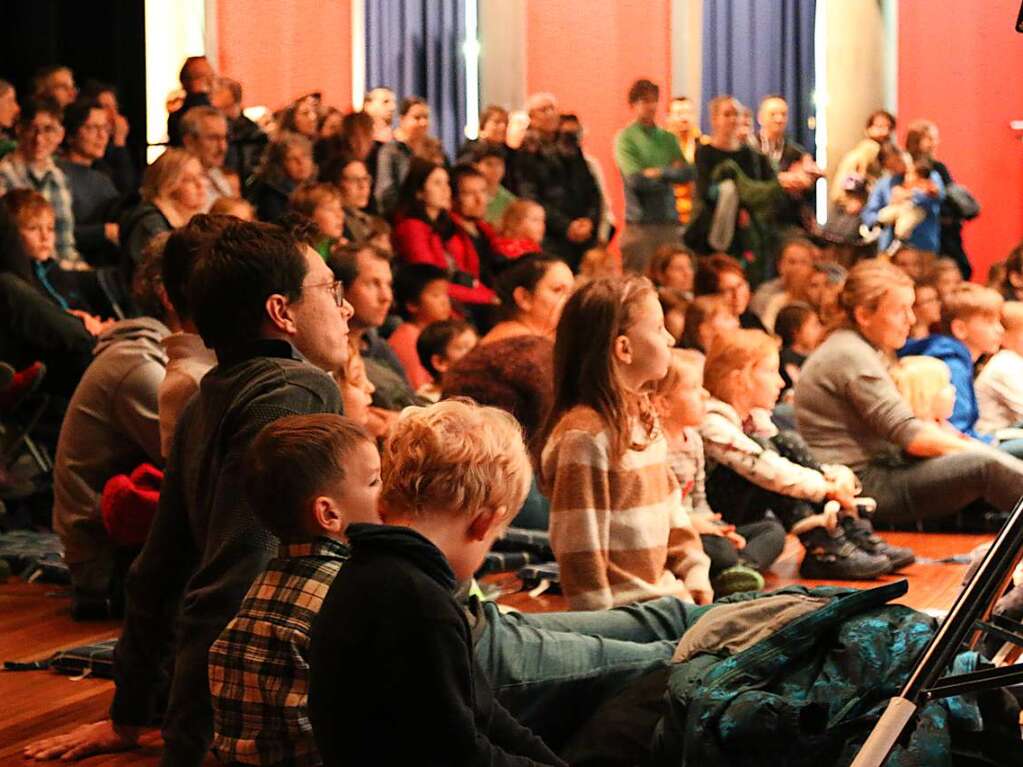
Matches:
[898,334,989,441]
[863,171,944,252]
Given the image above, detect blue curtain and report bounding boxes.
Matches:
[365,0,468,160]
[701,0,816,152]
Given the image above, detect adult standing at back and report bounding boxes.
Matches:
[794,258,1023,527]
[756,95,819,242]
[614,79,692,275]
[374,96,437,218]
[167,56,215,147]
[514,92,601,272]
[906,119,972,279]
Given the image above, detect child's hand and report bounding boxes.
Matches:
[689,585,714,605]
[691,513,727,536]
[724,529,747,549]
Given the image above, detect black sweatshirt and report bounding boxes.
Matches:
[308,523,565,767]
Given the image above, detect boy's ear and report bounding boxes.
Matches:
[431,353,449,375]
[467,506,506,542]
[949,317,967,341]
[312,496,345,535]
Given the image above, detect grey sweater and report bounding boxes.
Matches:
[793,328,924,473]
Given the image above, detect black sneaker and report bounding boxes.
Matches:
[798,527,891,580]
[841,516,916,573]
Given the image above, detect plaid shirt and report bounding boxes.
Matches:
[208,537,348,766]
[0,153,81,268]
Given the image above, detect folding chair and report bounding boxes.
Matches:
[851,496,1023,767]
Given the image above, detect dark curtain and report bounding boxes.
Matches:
[701,0,816,153]
[0,0,147,175]
[365,0,468,160]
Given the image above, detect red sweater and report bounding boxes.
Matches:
[392,214,497,306]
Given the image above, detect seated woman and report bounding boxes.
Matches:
[391,157,496,311]
[245,132,315,223]
[119,148,205,285]
[374,96,443,218]
[794,258,1023,527]
[325,156,384,244]
[647,243,696,297]
[694,254,764,330]
[275,93,319,141]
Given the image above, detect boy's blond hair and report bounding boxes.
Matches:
[653,348,705,400]
[890,355,951,421]
[381,399,532,519]
[1002,301,1023,334]
[940,282,1004,334]
[703,329,780,405]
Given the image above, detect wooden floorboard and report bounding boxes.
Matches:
[0,531,991,765]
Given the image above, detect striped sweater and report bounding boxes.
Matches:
[542,405,711,610]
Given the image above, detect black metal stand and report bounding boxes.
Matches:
[851,496,1023,767]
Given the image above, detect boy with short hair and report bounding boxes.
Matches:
[209,413,380,767]
[387,262,452,390]
[415,318,478,402]
[976,301,1023,435]
[900,282,1004,441]
[308,400,564,766]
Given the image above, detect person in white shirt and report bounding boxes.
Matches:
[976,301,1023,434]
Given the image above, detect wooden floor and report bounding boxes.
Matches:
[0,531,990,765]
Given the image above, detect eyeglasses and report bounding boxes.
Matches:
[304,279,345,307]
[80,123,111,135]
[22,124,61,137]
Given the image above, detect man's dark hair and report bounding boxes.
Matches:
[627,79,659,105]
[774,302,816,348]
[277,211,322,249]
[399,96,428,116]
[189,221,307,353]
[133,232,170,322]
[32,65,71,95]
[470,143,506,164]
[876,141,903,167]
[449,163,485,196]
[393,262,449,320]
[179,56,209,89]
[328,242,390,290]
[162,214,235,322]
[62,98,103,141]
[243,413,372,540]
[80,79,118,102]
[18,97,63,126]
[416,319,472,380]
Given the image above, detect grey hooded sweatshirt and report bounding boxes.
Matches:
[52,317,169,590]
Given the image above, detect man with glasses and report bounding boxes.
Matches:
[25,220,354,766]
[180,105,232,212]
[0,98,81,268]
[58,99,122,267]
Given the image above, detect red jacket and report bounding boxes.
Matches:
[392,214,497,306]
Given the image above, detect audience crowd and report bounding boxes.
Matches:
[3,56,1021,765]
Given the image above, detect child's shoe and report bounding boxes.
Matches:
[712,564,765,597]
[840,516,915,573]
[798,526,890,580]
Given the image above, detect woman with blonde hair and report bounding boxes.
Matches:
[795,258,1023,526]
[120,148,205,280]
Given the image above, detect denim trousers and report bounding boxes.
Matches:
[475,595,700,746]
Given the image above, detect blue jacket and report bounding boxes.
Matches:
[863,171,944,252]
[898,333,988,440]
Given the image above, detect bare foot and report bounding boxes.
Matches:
[23,720,140,761]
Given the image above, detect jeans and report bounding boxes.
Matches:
[476,595,701,747]
[860,448,1023,525]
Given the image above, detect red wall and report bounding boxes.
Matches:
[524,0,674,238]
[214,0,353,114]
[899,0,1023,280]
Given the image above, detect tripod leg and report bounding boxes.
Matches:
[849,697,918,767]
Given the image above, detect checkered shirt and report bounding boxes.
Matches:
[0,153,81,268]
[208,537,348,766]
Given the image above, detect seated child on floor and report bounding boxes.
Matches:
[541,276,712,610]
[681,293,738,353]
[652,348,785,596]
[307,400,563,766]
[208,414,380,767]
[388,262,453,390]
[414,318,479,402]
[976,301,1023,435]
[774,302,824,397]
[700,329,915,580]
